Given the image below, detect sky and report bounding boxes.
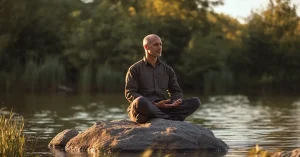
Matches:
[213,0,300,23]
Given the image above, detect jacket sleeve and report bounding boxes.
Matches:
[168,66,183,102]
[125,66,141,103]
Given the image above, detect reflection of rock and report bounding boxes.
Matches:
[49,119,229,155]
[271,148,300,157]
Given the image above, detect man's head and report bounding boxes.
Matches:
[143,34,162,58]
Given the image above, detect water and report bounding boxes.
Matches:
[1,93,300,156]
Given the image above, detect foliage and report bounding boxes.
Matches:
[0,108,25,157]
[177,12,243,93]
[228,0,300,92]
[136,0,223,67]
[96,65,124,93]
[0,0,299,94]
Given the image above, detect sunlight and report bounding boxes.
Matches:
[141,148,153,157]
[81,0,94,3]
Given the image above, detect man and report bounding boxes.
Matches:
[125,34,201,124]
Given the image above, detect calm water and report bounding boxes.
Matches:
[1,93,300,156]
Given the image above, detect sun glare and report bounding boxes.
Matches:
[81,0,94,3]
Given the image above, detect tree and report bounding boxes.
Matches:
[136,0,223,67]
[236,0,300,91]
[178,12,244,93]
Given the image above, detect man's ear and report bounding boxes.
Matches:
[144,45,148,50]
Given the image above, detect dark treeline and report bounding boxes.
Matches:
[0,0,299,95]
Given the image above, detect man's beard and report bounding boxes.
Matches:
[149,51,161,57]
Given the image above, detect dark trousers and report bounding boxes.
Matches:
[127,96,201,122]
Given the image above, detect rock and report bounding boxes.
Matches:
[48,129,79,148]
[271,148,300,157]
[61,118,229,154]
[56,85,74,94]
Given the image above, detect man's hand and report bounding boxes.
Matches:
[153,99,170,108]
[171,99,182,107]
[154,99,182,108]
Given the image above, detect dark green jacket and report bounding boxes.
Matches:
[125,57,183,104]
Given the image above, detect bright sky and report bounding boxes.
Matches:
[214,0,300,23]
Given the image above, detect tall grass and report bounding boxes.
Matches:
[37,56,66,92]
[96,65,124,93]
[79,64,93,93]
[0,108,25,157]
[0,62,24,93]
[22,60,40,92]
[76,64,124,93]
[5,55,66,93]
[0,58,125,93]
[0,71,10,92]
[204,67,234,95]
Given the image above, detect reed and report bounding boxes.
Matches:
[96,65,123,93]
[79,64,93,93]
[21,56,66,92]
[0,108,25,157]
[204,67,234,95]
[0,71,10,92]
[248,144,272,157]
[22,60,39,92]
[38,56,66,92]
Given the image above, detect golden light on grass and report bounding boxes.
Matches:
[0,108,25,157]
[141,148,154,157]
[248,144,271,157]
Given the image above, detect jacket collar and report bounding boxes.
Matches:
[143,56,161,65]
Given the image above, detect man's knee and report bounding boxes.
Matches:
[190,97,201,109]
[135,96,147,103]
[134,96,149,108]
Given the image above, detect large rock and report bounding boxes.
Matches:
[52,118,229,154]
[48,129,79,148]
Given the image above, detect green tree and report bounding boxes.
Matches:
[63,0,140,92]
[237,0,300,91]
[178,13,243,93]
[136,0,223,67]
[0,0,81,92]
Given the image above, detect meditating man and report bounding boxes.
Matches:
[125,34,201,124]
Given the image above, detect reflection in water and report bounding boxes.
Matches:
[190,95,300,156]
[2,94,300,156]
[49,149,225,157]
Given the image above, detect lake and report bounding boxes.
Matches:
[1,93,300,156]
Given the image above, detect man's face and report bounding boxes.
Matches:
[146,37,162,57]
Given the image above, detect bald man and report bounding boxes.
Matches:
[125,34,201,124]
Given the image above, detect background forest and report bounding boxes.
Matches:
[0,0,299,95]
